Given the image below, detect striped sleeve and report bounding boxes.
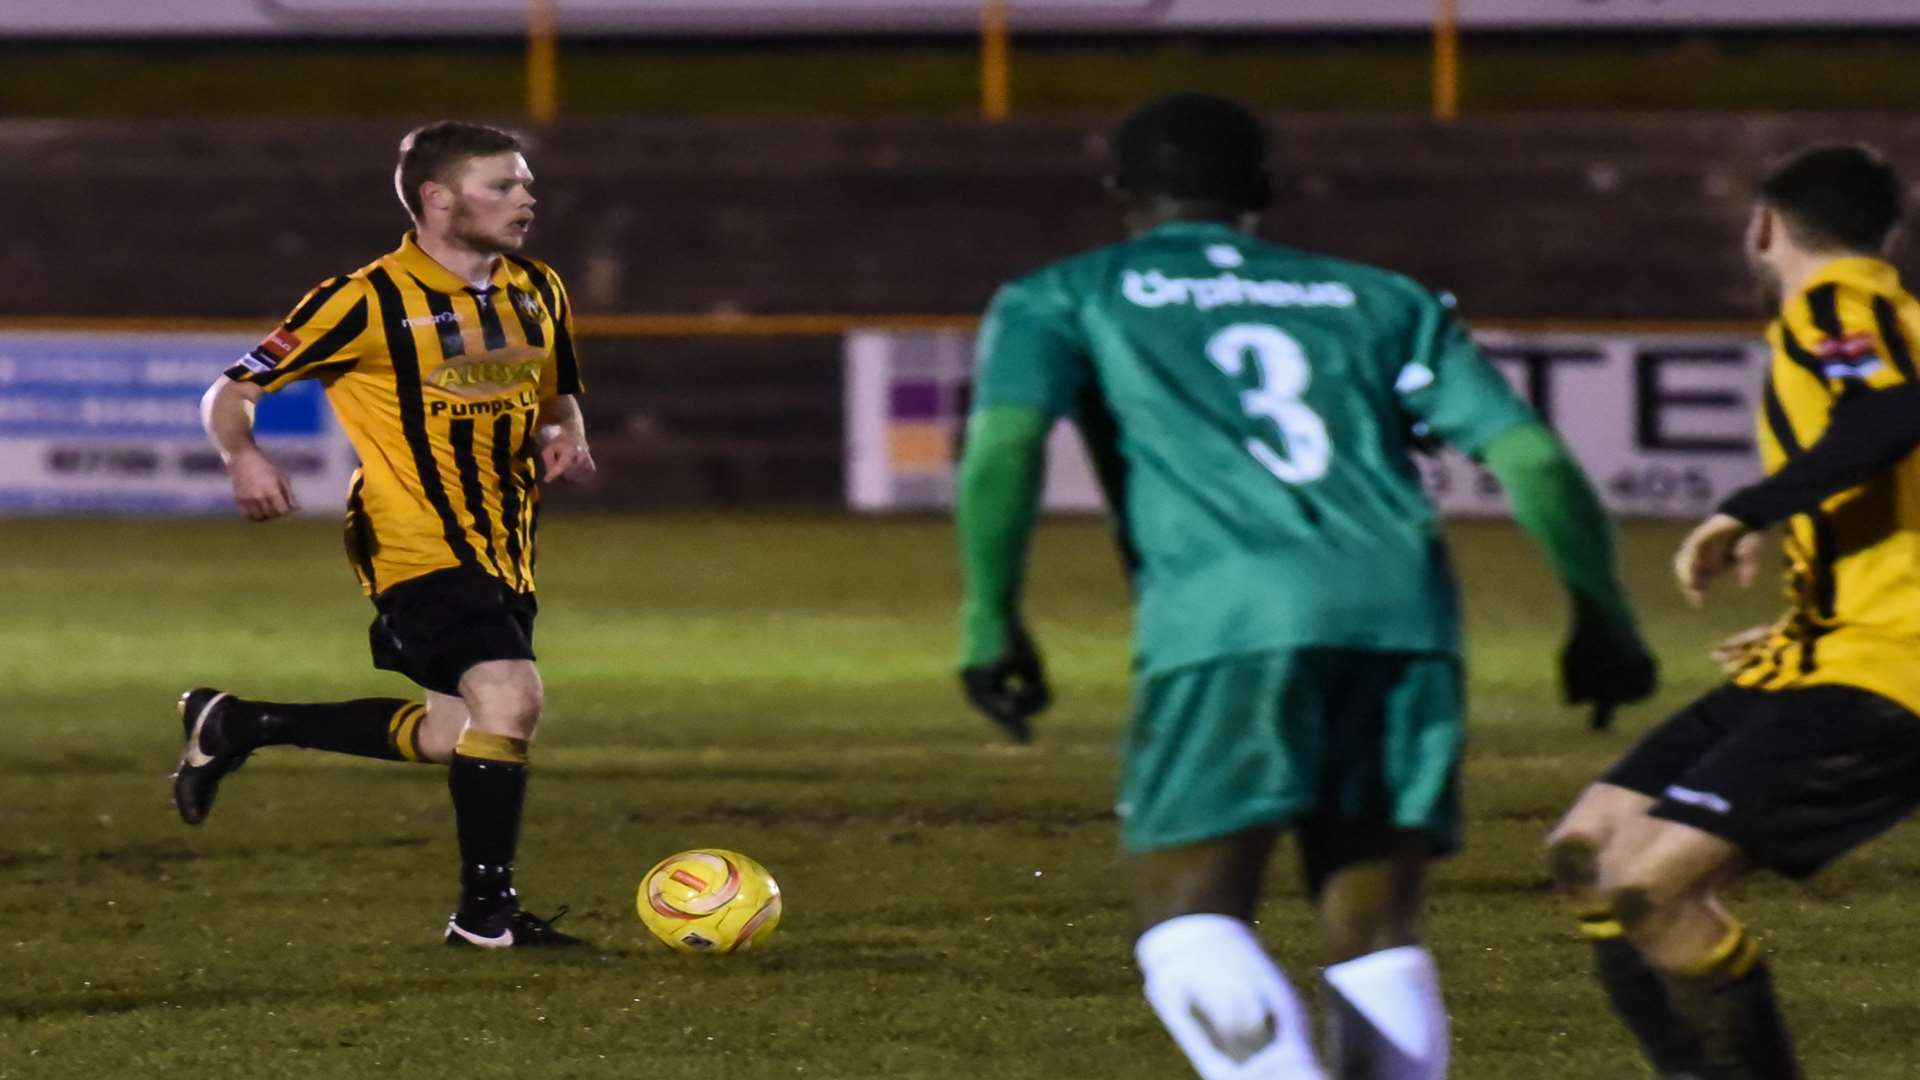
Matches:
[520,260,583,398]
[1787,282,1917,393]
[225,276,371,392]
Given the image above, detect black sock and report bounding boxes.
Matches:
[1668,958,1801,1080]
[448,751,528,913]
[223,697,424,762]
[1591,937,1709,1074]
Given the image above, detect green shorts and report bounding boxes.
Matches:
[1118,648,1466,874]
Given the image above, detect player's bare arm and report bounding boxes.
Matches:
[536,393,596,484]
[200,375,297,522]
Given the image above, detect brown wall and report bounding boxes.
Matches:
[7,113,1916,506]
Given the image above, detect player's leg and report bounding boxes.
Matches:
[170,689,433,825]
[350,565,575,947]
[168,569,529,825]
[1303,653,1463,1080]
[1121,653,1330,1079]
[1545,687,1751,1077]
[443,658,557,942]
[1310,838,1446,1080]
[1547,782,1713,1076]
[1559,681,1920,1079]
[415,690,471,764]
[1602,819,1795,1080]
[1132,829,1327,1080]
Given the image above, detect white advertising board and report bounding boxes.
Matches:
[0,332,354,515]
[4,0,1915,35]
[845,326,1769,519]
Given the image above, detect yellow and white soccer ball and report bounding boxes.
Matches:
[637,848,783,955]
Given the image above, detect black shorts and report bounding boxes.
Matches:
[369,566,537,696]
[1604,683,1920,879]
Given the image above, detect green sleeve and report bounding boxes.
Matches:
[973,277,1089,418]
[1395,293,1536,456]
[955,405,1050,667]
[1479,421,1638,630]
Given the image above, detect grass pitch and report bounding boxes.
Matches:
[1,514,1916,1079]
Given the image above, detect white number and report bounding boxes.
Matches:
[1204,323,1330,484]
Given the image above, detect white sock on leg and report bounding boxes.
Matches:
[1136,914,1328,1080]
[1323,945,1449,1080]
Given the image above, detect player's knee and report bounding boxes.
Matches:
[460,662,544,736]
[1549,834,1633,942]
[1607,885,1662,934]
[1318,897,1418,963]
[1545,833,1602,896]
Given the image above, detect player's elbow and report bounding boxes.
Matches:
[200,376,261,435]
[1480,420,1577,491]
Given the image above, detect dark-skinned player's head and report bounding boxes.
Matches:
[1109,93,1273,233]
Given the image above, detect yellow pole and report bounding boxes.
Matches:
[528,0,559,124]
[1432,0,1460,122]
[981,0,1011,123]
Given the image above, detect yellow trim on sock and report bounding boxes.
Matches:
[1577,916,1626,941]
[454,729,529,765]
[1676,921,1759,982]
[388,703,426,763]
[1725,933,1761,981]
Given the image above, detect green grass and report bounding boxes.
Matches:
[1,514,1916,1078]
[7,34,1920,117]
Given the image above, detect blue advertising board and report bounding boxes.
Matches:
[0,332,353,514]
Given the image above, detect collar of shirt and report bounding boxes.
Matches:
[391,231,512,295]
[1143,220,1244,239]
[1800,254,1902,297]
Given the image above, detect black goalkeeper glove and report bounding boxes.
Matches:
[959,625,1051,743]
[1561,594,1659,732]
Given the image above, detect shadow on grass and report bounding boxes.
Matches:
[621,802,1115,831]
[0,968,515,1023]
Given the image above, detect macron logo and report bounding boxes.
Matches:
[1663,785,1732,815]
[1122,270,1356,312]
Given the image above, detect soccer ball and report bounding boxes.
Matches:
[636,848,783,955]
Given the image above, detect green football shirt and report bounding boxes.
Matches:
[972,220,1537,676]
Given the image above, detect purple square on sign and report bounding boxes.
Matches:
[890,382,943,420]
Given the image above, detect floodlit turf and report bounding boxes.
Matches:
[1,514,1915,1078]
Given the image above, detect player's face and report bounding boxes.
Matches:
[446,152,536,254]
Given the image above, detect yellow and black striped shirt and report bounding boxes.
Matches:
[1733,256,1920,715]
[227,232,584,596]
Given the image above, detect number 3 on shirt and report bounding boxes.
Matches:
[1205,323,1330,484]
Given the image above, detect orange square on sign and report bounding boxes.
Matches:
[889,422,952,470]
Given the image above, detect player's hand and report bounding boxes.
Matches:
[228,447,297,522]
[538,426,598,486]
[1673,513,1763,608]
[1710,623,1775,677]
[1561,595,1658,731]
[959,623,1051,743]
